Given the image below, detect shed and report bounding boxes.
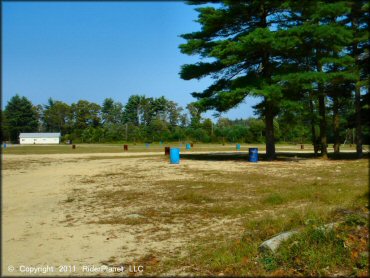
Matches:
[19,133,61,145]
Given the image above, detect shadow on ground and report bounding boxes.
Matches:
[181,152,369,162]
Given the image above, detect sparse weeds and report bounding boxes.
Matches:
[56,153,368,276]
[65,197,75,203]
[262,193,285,205]
[262,215,369,276]
[174,191,216,204]
[88,216,149,226]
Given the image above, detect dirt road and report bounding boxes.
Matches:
[2,153,245,276]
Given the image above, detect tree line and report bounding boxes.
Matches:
[1,92,368,149]
[0,94,261,144]
[179,0,369,159]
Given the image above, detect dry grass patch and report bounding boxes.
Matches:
[156,158,368,276]
[55,153,368,276]
[88,216,150,226]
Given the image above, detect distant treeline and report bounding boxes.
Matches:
[1,94,369,146]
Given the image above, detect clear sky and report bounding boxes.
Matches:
[3,1,259,120]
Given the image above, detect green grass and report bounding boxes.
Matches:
[2,143,260,154]
[151,158,369,276]
[263,213,369,276]
[4,142,366,155]
[262,193,285,205]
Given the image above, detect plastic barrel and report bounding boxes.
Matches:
[146,143,149,148]
[3,143,6,149]
[249,148,258,162]
[186,143,191,150]
[236,144,241,151]
[170,148,180,164]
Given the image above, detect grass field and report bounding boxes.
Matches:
[2,142,368,155]
[2,144,369,276]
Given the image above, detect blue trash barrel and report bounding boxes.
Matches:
[186,143,191,150]
[236,143,241,151]
[146,143,150,148]
[249,148,258,162]
[170,148,180,164]
[4,143,7,149]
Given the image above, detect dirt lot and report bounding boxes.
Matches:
[2,150,368,276]
[2,152,245,276]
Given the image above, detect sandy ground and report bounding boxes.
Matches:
[2,150,367,276]
[2,152,248,276]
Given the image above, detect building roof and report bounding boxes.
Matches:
[19,133,61,138]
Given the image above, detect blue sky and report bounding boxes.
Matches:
[3,1,259,120]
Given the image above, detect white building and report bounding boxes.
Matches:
[19,133,61,145]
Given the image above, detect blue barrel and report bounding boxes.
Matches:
[186,143,191,150]
[160,141,163,145]
[146,143,150,148]
[249,148,258,162]
[236,143,241,151]
[3,143,6,149]
[170,148,180,164]
[179,143,182,147]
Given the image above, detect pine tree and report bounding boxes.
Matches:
[345,0,369,157]
[4,95,39,142]
[180,0,297,160]
[276,0,355,158]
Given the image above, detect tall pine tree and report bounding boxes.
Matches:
[4,95,39,142]
[180,0,298,160]
[345,0,369,157]
[276,0,355,158]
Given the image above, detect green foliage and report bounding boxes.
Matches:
[101,98,123,125]
[4,95,39,142]
[179,0,369,158]
[43,98,71,134]
[71,100,101,130]
[344,214,367,227]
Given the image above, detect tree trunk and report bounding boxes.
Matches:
[318,93,328,158]
[315,49,327,159]
[355,86,363,158]
[351,8,363,158]
[260,3,276,161]
[265,99,276,160]
[309,92,318,156]
[333,97,340,154]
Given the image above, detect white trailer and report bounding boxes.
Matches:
[19,133,61,145]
